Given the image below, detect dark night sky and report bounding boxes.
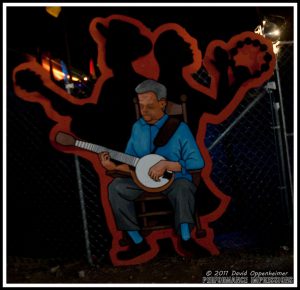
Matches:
[6,5,294,75]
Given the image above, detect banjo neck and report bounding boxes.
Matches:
[55,131,174,192]
[75,140,139,167]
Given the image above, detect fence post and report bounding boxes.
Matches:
[74,156,93,265]
[266,80,293,230]
[275,57,294,196]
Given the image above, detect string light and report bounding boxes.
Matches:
[254,15,286,55]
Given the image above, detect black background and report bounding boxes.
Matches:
[7,5,294,75]
[5,4,295,260]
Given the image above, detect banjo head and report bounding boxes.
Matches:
[135,154,172,190]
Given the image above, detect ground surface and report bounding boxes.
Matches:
[6,246,294,285]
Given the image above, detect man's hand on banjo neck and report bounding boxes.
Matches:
[99,152,131,174]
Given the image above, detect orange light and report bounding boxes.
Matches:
[45,7,62,18]
[41,59,65,80]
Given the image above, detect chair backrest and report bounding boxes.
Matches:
[133,94,188,123]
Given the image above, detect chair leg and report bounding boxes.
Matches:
[140,201,148,227]
[195,209,206,238]
[119,231,131,246]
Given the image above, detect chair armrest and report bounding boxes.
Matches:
[189,169,201,174]
[106,169,131,178]
[189,169,202,187]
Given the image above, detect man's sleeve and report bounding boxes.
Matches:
[179,123,204,173]
[125,123,138,156]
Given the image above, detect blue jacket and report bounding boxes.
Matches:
[125,114,204,181]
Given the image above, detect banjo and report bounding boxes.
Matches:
[55,132,174,192]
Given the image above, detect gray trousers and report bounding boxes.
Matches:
[108,177,197,233]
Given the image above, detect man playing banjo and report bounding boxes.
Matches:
[99,79,204,260]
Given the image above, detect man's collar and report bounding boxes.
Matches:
[140,114,169,128]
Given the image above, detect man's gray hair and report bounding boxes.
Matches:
[135,79,167,100]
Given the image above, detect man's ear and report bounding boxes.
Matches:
[159,99,167,110]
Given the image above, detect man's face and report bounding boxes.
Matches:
[138,92,166,124]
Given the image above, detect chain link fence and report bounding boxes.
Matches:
[7,89,111,264]
[7,42,293,264]
[194,42,294,250]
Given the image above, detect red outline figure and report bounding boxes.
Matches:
[13,15,275,266]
